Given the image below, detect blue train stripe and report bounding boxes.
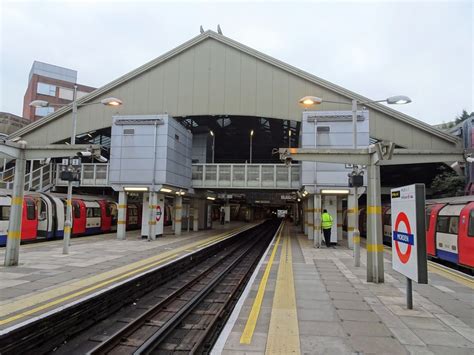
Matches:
[0,234,7,247]
[436,249,458,264]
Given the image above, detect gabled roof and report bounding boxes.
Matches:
[13,30,459,144]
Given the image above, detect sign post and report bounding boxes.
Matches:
[390,184,427,309]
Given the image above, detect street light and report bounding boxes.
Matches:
[288,129,292,148]
[299,94,411,264]
[210,130,215,163]
[30,87,123,255]
[249,129,254,164]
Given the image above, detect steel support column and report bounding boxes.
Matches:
[303,199,308,235]
[313,194,322,248]
[117,191,127,240]
[174,195,183,236]
[4,147,26,266]
[367,163,384,282]
[193,199,199,232]
[337,197,343,242]
[307,197,314,240]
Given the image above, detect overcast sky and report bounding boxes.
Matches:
[1,0,472,125]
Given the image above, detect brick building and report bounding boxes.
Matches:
[22,61,95,122]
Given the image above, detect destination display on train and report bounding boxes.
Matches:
[390,184,428,283]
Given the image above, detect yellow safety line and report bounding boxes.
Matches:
[367,205,382,214]
[367,243,384,252]
[0,225,252,325]
[240,222,283,344]
[265,223,300,354]
[383,245,474,289]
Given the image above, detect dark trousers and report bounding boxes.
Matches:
[323,228,331,247]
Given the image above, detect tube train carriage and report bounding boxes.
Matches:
[0,191,173,247]
[343,196,474,269]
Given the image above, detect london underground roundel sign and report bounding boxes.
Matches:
[156,205,162,222]
[390,184,428,284]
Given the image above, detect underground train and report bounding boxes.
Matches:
[343,196,474,269]
[0,191,172,247]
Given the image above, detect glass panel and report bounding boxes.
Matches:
[233,165,245,182]
[58,87,74,100]
[37,82,56,96]
[449,217,459,234]
[1,206,11,220]
[469,210,474,237]
[436,216,449,233]
[219,165,230,180]
[262,166,274,182]
[276,166,289,182]
[96,165,107,179]
[291,166,300,181]
[192,165,203,180]
[247,166,259,182]
[26,200,35,220]
[205,165,217,180]
[35,106,54,117]
[83,165,94,180]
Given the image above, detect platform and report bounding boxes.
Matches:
[214,222,474,355]
[0,222,249,330]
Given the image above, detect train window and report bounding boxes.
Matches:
[26,200,35,220]
[449,217,459,234]
[39,200,47,221]
[93,208,101,217]
[87,208,93,218]
[436,216,450,233]
[468,210,474,237]
[73,201,81,218]
[0,206,11,220]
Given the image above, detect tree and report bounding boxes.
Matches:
[455,109,473,125]
[430,166,465,197]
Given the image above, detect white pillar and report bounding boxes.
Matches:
[337,197,343,243]
[4,148,26,266]
[303,199,308,235]
[174,195,183,236]
[314,194,322,248]
[141,192,157,241]
[307,197,314,240]
[347,192,355,250]
[193,199,199,232]
[117,191,127,240]
[367,163,384,283]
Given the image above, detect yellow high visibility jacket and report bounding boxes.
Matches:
[321,212,333,229]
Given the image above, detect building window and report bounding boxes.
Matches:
[37,82,56,96]
[59,87,74,100]
[35,106,54,117]
[76,91,89,99]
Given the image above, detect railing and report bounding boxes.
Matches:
[0,164,54,191]
[192,164,300,189]
[55,163,109,187]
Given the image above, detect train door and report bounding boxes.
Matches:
[0,196,11,246]
[126,204,139,230]
[458,202,474,268]
[85,201,101,235]
[72,200,86,236]
[426,203,444,257]
[21,197,38,241]
[52,196,64,238]
[36,196,50,239]
[435,204,464,264]
[98,200,111,233]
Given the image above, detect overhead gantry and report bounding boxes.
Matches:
[279,142,466,283]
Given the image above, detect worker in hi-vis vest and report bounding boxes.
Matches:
[321,209,334,248]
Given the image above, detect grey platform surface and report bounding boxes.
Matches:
[218,225,474,355]
[0,222,246,330]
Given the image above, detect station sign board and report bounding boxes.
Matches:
[390,184,427,283]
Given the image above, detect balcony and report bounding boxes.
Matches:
[192,164,300,190]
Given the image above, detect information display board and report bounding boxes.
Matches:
[390,184,428,284]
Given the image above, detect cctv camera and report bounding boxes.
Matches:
[77,151,92,157]
[95,155,108,163]
[467,157,474,163]
[284,156,292,166]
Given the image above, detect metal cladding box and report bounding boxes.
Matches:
[301,110,369,188]
[109,115,192,190]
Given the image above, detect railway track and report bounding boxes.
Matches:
[0,220,281,355]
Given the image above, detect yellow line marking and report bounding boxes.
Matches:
[11,197,23,205]
[383,246,474,289]
[117,221,126,224]
[118,204,126,208]
[367,205,382,214]
[353,236,361,243]
[265,223,300,354]
[240,223,283,344]
[0,225,253,325]
[7,231,21,239]
[367,243,384,252]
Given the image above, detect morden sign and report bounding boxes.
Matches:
[390,184,428,284]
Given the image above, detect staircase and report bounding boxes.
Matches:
[0,163,55,192]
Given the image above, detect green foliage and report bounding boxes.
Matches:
[430,167,465,197]
[455,109,473,125]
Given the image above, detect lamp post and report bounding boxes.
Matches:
[299,94,411,264]
[210,130,215,163]
[30,92,122,254]
[249,129,254,164]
